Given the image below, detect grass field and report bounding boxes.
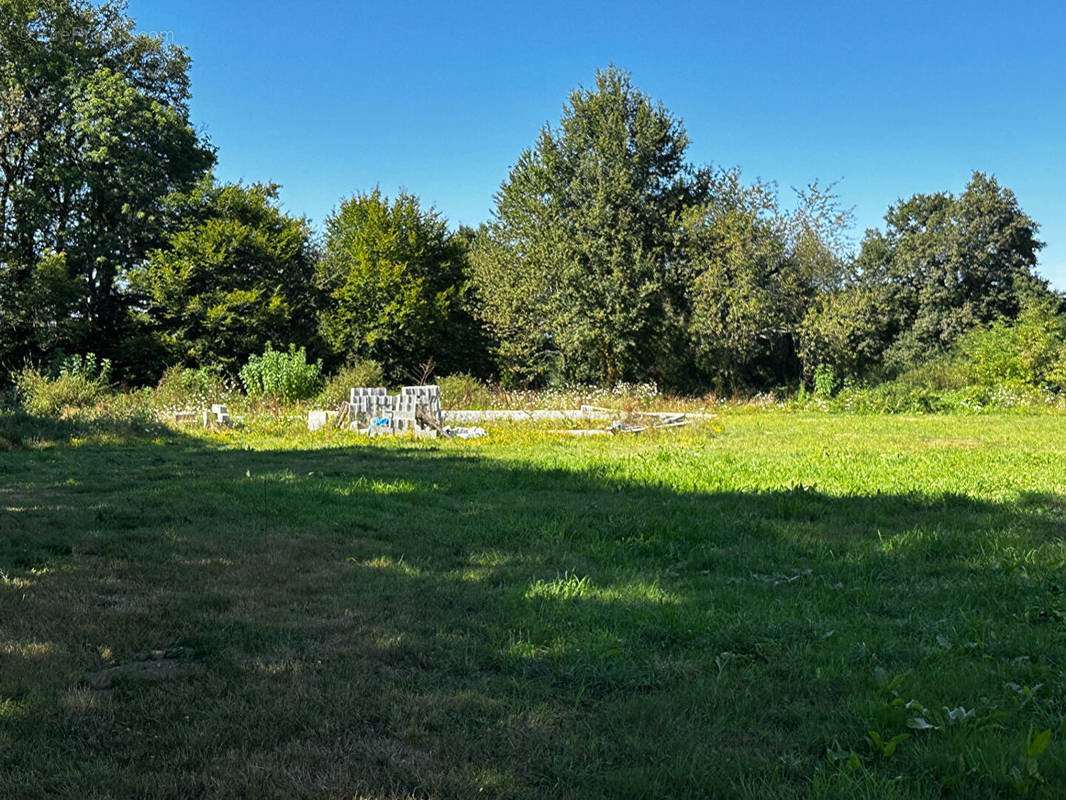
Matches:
[2,410,1065,798]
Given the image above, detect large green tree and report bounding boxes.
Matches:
[856,171,1044,371]
[679,174,854,389]
[796,286,891,382]
[0,0,214,378]
[316,188,488,381]
[472,66,705,386]
[133,178,318,376]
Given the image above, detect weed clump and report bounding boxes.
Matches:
[316,358,385,408]
[239,343,323,403]
[15,354,111,416]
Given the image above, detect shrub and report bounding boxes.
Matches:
[153,366,229,411]
[894,358,970,392]
[956,304,1066,390]
[317,358,385,408]
[834,382,943,414]
[15,353,111,416]
[813,364,838,398]
[439,373,495,410]
[239,343,323,403]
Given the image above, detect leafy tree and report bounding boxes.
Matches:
[796,286,891,382]
[678,171,791,388]
[133,177,318,376]
[472,66,704,385]
[857,172,1044,372]
[680,173,854,389]
[955,285,1066,390]
[0,0,214,378]
[316,188,488,381]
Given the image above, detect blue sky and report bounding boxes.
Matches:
[127,0,1066,287]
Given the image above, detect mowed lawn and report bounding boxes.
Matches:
[2,412,1065,798]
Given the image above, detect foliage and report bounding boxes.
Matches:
[956,291,1066,390]
[812,364,838,398]
[0,398,160,448]
[798,375,1066,415]
[438,372,495,410]
[238,343,323,403]
[133,177,318,377]
[472,66,703,386]
[797,286,890,383]
[0,0,214,377]
[317,189,488,382]
[14,353,112,416]
[152,365,230,411]
[679,172,791,388]
[856,172,1044,372]
[0,253,81,380]
[679,175,852,389]
[799,289,1066,414]
[316,358,386,408]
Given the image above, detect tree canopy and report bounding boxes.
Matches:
[0,0,214,376]
[133,177,318,377]
[472,66,704,386]
[856,171,1044,371]
[317,189,488,381]
[0,5,1057,398]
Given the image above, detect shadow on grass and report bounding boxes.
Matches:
[0,406,162,450]
[1,430,1065,799]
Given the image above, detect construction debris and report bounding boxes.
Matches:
[340,385,446,437]
[310,387,709,440]
[444,406,715,424]
[551,411,703,437]
[579,405,714,421]
[444,426,487,439]
[202,404,231,428]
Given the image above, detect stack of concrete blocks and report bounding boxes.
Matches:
[348,387,391,428]
[343,385,443,435]
[392,395,419,432]
[401,385,443,427]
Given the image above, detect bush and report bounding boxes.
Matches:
[833,382,944,414]
[956,303,1066,390]
[894,358,970,392]
[317,358,385,408]
[15,353,111,416]
[813,364,838,398]
[239,343,323,403]
[439,373,495,410]
[153,366,230,411]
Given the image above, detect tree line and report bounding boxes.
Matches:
[1,1,1057,393]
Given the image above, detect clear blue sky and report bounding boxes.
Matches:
[127,0,1066,288]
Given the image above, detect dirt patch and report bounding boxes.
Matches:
[89,648,200,690]
[922,438,982,449]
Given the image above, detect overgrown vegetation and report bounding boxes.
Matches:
[14,353,112,416]
[238,343,324,404]
[152,366,233,412]
[316,358,386,408]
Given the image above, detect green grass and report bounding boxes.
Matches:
[1,410,1065,798]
